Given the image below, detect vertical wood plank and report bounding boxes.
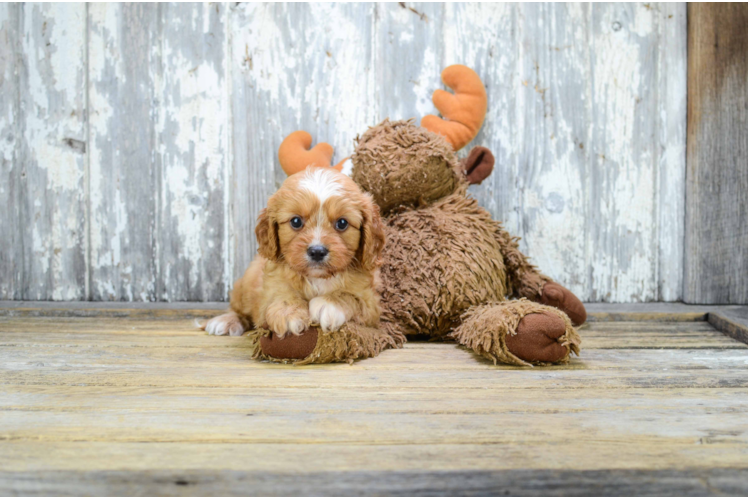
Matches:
[444,3,518,225]
[656,3,687,302]
[375,3,444,123]
[229,3,376,279]
[158,3,229,301]
[511,3,592,300]
[15,3,87,300]
[685,3,748,304]
[0,4,22,299]
[587,3,659,301]
[88,4,159,300]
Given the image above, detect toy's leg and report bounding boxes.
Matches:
[493,224,586,325]
[534,282,587,326]
[249,321,406,365]
[451,299,580,367]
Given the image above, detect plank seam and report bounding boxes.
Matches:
[84,2,92,301]
[223,3,233,302]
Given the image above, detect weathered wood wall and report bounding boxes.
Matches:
[685,3,748,304]
[0,3,689,302]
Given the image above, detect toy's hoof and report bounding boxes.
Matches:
[538,282,587,326]
[506,311,568,363]
[259,326,318,360]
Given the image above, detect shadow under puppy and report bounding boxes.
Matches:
[202,166,385,339]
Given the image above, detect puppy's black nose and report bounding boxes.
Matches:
[307,245,329,262]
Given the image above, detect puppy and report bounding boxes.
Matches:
[202,167,385,338]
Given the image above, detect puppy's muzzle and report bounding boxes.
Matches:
[307,245,329,263]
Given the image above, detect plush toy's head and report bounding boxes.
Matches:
[351,119,461,213]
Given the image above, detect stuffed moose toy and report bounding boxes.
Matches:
[249,65,585,367]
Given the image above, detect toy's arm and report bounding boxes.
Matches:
[493,224,587,326]
[251,322,404,365]
[493,223,549,300]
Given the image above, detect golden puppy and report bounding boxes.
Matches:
[203,167,385,338]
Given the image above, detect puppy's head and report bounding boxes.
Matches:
[256,167,385,278]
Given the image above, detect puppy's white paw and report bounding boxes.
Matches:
[202,312,246,337]
[309,297,348,332]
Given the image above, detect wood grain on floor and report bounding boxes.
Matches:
[1,310,748,495]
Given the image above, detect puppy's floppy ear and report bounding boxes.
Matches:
[356,194,386,271]
[255,208,281,261]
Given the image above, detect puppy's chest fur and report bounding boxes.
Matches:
[302,275,344,300]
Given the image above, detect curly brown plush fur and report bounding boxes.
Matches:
[249,323,404,365]
[354,120,461,212]
[378,190,508,338]
[352,120,582,366]
[453,299,580,367]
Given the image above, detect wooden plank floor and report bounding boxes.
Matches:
[1,307,748,495]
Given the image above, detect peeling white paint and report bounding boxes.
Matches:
[88,3,124,300]
[12,3,87,300]
[1,3,688,302]
[656,3,687,302]
[156,3,230,301]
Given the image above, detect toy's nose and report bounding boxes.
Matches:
[307,245,329,262]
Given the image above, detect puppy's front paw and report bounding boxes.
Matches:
[266,305,309,339]
[309,297,348,332]
[201,312,246,336]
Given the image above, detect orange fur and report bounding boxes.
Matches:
[204,167,384,338]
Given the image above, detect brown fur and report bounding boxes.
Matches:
[378,191,508,338]
[453,299,580,367]
[353,119,461,213]
[203,167,386,339]
[350,120,581,366]
[250,322,405,365]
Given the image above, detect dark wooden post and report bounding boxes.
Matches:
[685,3,748,304]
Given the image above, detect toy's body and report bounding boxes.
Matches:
[353,119,582,366]
[250,65,586,367]
[380,190,511,339]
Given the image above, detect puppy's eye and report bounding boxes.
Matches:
[335,218,349,231]
[290,216,303,230]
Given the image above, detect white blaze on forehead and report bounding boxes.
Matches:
[299,168,342,204]
[300,168,343,245]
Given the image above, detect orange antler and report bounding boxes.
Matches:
[278,131,348,176]
[278,131,333,176]
[421,65,487,151]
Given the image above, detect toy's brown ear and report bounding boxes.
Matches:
[461,146,494,185]
[255,208,281,261]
